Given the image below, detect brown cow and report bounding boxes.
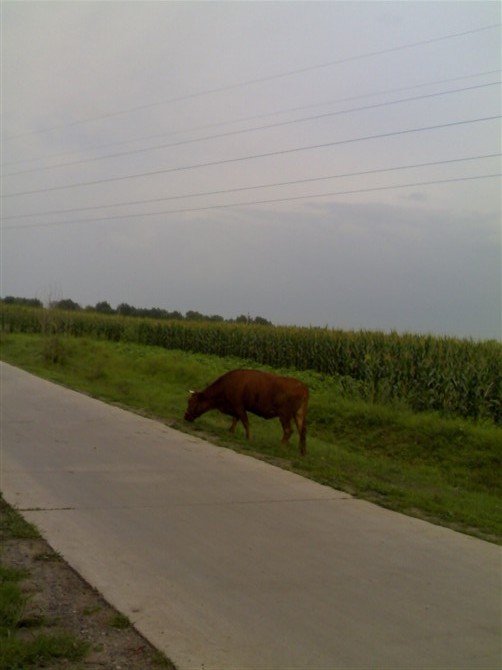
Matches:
[184,369,309,455]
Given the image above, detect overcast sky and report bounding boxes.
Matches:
[2,1,501,340]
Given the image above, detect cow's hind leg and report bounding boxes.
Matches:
[294,402,308,456]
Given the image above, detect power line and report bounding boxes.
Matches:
[4,173,500,231]
[4,68,499,170]
[3,115,500,199]
[4,22,500,141]
[4,81,499,178]
[4,153,499,221]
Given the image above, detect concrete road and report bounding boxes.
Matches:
[1,362,500,670]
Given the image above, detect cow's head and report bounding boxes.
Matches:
[184,390,207,422]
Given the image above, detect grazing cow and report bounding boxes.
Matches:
[184,369,309,455]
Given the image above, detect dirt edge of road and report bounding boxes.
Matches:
[1,497,176,669]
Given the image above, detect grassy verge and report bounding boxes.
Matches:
[0,497,89,670]
[1,332,500,543]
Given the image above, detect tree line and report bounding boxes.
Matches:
[0,296,273,326]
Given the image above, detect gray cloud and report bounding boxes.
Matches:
[2,2,501,340]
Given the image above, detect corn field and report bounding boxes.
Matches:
[1,304,501,423]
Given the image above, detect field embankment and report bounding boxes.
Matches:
[1,304,500,423]
[1,315,500,543]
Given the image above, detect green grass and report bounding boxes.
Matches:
[109,613,132,630]
[0,500,40,541]
[0,633,89,670]
[1,332,500,543]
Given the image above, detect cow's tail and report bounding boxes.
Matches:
[297,388,309,456]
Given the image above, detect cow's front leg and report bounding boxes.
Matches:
[280,417,293,447]
[229,412,251,439]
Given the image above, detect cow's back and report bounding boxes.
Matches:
[214,369,307,417]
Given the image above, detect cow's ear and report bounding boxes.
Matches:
[189,390,196,396]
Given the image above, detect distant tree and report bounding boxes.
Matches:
[186,310,204,321]
[253,316,272,326]
[52,299,81,311]
[143,307,169,320]
[2,296,42,308]
[233,314,272,326]
[167,310,184,321]
[116,303,136,316]
[43,299,272,325]
[115,303,186,320]
[94,301,114,314]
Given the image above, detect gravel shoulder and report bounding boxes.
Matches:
[0,497,176,670]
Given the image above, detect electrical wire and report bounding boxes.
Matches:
[3,115,499,199]
[4,68,499,170]
[4,22,500,142]
[4,173,500,231]
[4,153,499,221]
[3,81,499,178]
